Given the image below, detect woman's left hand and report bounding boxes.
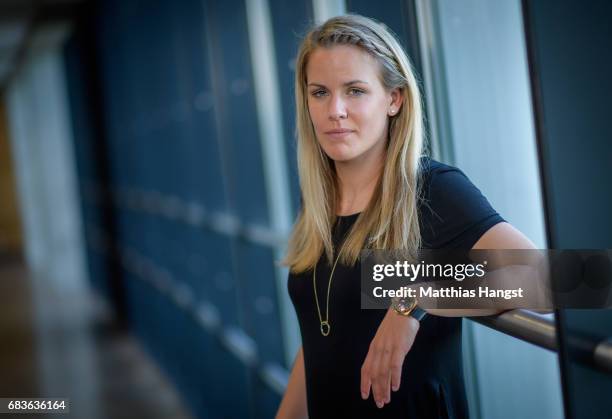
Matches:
[360,308,420,408]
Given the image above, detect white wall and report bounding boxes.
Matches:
[424,0,563,418]
[6,25,87,294]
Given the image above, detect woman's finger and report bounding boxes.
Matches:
[379,345,393,404]
[360,354,372,400]
[372,347,391,407]
[385,372,392,404]
[370,345,385,408]
[390,349,405,393]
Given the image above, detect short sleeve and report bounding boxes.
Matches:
[419,158,505,249]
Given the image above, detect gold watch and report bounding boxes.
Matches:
[391,296,427,321]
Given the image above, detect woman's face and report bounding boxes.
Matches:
[306,44,402,164]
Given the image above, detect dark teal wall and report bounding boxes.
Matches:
[63,1,314,417]
[523,1,612,418]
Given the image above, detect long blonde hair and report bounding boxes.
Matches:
[284,14,425,273]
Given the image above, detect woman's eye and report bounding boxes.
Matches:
[311,90,326,97]
[348,88,364,96]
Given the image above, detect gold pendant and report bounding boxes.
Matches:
[320,321,330,336]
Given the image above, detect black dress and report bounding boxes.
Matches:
[287,158,505,419]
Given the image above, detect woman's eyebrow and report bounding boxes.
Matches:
[344,80,369,86]
[307,80,369,88]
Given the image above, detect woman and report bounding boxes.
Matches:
[276,14,536,418]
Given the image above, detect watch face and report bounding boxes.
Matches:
[393,296,417,314]
[404,296,417,306]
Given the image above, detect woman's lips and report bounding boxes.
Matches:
[325,129,355,139]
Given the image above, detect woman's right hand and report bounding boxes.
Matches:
[360,308,420,408]
[275,346,308,419]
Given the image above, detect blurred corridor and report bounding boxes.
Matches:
[0,256,193,419]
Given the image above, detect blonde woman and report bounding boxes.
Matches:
[277,14,535,419]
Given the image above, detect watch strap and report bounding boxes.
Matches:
[409,306,427,322]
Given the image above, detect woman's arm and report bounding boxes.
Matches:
[425,222,543,317]
[358,224,537,408]
[276,346,308,419]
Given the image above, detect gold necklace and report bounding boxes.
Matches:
[312,245,343,337]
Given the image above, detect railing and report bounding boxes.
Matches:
[83,186,612,393]
[470,309,612,375]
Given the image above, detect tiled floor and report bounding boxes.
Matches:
[0,258,194,419]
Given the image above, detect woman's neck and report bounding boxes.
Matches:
[334,151,384,216]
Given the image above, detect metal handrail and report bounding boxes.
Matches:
[94,232,612,384]
[470,309,612,375]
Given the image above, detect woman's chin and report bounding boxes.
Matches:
[325,152,356,163]
[321,145,357,163]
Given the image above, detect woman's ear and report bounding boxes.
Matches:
[388,88,404,116]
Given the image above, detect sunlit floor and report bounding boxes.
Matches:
[0,257,193,419]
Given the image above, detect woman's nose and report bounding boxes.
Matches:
[328,96,347,120]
